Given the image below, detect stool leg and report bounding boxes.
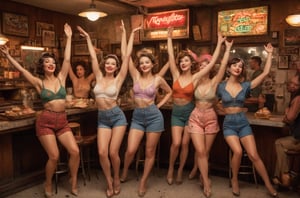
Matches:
[252,165,258,188]
[55,171,58,194]
[229,149,232,187]
[79,145,87,186]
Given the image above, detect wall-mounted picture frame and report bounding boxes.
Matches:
[74,43,89,55]
[278,55,289,69]
[42,30,55,47]
[98,39,110,53]
[2,12,29,37]
[36,22,54,36]
[217,6,268,37]
[284,28,300,46]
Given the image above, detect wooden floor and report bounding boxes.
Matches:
[5,168,300,198]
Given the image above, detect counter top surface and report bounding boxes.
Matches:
[0,104,286,133]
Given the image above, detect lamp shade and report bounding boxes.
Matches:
[0,34,9,45]
[78,0,107,21]
[285,14,300,27]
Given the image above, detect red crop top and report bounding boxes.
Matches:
[172,80,194,101]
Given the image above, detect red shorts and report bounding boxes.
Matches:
[35,110,71,137]
[188,107,219,134]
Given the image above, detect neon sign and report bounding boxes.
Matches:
[142,9,189,40]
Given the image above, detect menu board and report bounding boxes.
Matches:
[142,9,189,40]
[218,6,268,36]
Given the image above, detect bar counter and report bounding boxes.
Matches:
[0,104,287,197]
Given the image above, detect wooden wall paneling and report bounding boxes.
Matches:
[0,134,13,182]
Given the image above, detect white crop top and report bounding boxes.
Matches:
[93,83,118,100]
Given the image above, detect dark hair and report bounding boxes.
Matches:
[73,61,89,77]
[227,58,247,81]
[36,52,59,76]
[99,54,120,77]
[250,56,262,66]
[135,52,159,74]
[176,50,198,74]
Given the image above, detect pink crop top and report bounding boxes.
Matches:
[93,83,118,100]
[133,80,156,100]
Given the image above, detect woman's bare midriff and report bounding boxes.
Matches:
[223,106,245,114]
[44,99,67,112]
[172,98,192,106]
[95,98,118,110]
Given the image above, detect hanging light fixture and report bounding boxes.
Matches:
[79,0,107,21]
[0,33,9,45]
[286,14,300,27]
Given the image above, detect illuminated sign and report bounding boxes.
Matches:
[142,9,189,40]
[218,6,268,36]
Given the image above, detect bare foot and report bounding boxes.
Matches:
[120,170,128,183]
[113,179,121,195]
[166,168,174,185]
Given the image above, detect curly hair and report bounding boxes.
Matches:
[135,52,159,74]
[99,54,120,77]
[176,50,198,74]
[36,52,59,77]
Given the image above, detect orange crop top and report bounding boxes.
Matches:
[172,80,194,101]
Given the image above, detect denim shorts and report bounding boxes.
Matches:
[223,112,252,138]
[130,104,164,132]
[171,102,195,127]
[36,110,71,137]
[188,107,219,134]
[97,106,127,129]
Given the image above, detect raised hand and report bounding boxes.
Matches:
[264,43,273,54]
[77,26,89,38]
[225,39,233,49]
[217,32,226,44]
[0,45,9,56]
[64,23,72,38]
[167,27,174,38]
[132,24,143,33]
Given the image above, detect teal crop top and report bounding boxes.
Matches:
[40,79,67,103]
[217,81,250,108]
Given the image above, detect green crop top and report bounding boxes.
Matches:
[40,79,66,103]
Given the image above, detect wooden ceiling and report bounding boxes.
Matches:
[10,0,252,16]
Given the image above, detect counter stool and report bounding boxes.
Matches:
[135,137,161,180]
[54,142,69,194]
[285,149,300,189]
[228,148,258,187]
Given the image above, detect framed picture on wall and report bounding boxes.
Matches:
[284,28,300,46]
[74,43,89,55]
[42,30,55,47]
[2,12,29,37]
[36,22,54,36]
[278,55,289,69]
[98,39,110,53]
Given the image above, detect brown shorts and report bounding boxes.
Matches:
[188,107,219,134]
[35,110,71,137]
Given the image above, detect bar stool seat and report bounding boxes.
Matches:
[135,137,160,180]
[228,148,258,187]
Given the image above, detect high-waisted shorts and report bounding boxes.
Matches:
[35,110,71,137]
[97,106,127,129]
[223,112,252,138]
[188,107,219,134]
[130,104,164,132]
[171,102,195,127]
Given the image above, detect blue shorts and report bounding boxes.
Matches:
[171,102,195,127]
[223,112,252,138]
[97,106,127,129]
[130,104,164,132]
